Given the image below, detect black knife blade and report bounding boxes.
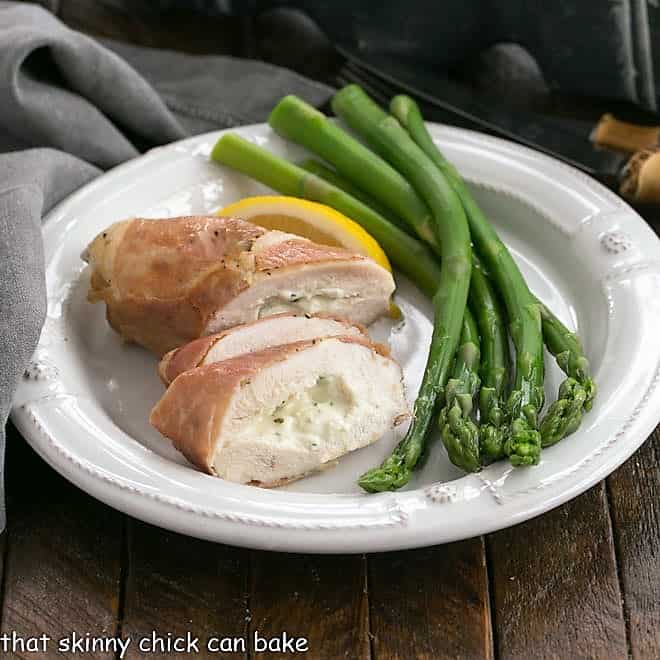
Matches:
[336,46,628,188]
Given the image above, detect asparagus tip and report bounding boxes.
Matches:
[358,466,409,493]
[504,418,542,466]
[540,378,588,446]
[479,424,506,463]
[439,404,481,473]
[583,378,597,411]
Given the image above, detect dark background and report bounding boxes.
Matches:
[27,0,660,115]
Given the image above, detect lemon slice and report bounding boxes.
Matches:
[218,195,392,273]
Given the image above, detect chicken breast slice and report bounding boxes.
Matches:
[84,215,395,356]
[158,313,367,385]
[149,336,408,486]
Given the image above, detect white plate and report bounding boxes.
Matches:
[11,123,660,553]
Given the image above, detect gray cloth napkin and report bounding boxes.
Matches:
[0,1,333,529]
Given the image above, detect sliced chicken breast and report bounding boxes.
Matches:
[158,313,367,385]
[84,215,395,356]
[149,336,408,486]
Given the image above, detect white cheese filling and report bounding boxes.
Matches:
[214,375,372,484]
[258,291,359,318]
[210,337,407,486]
[247,375,353,450]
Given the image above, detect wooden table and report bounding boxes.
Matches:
[6,3,659,658]
[3,417,658,658]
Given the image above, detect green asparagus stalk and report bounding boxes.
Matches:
[389,93,597,453]
[297,159,410,232]
[538,303,596,409]
[269,95,438,248]
[326,88,471,492]
[469,259,510,461]
[538,303,596,446]
[439,310,481,472]
[389,92,544,466]
[210,133,441,298]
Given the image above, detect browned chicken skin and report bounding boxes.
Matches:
[150,335,408,486]
[84,215,395,355]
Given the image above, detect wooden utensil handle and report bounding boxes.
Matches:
[591,115,660,205]
[592,114,660,153]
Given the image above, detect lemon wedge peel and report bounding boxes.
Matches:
[218,196,392,273]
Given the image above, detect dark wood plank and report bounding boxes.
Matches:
[2,422,123,659]
[249,552,369,659]
[121,520,249,659]
[607,426,660,659]
[488,482,627,659]
[368,538,493,660]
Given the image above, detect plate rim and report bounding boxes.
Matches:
[11,122,660,553]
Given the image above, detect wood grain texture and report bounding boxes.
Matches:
[607,427,660,659]
[488,482,627,659]
[121,520,249,659]
[1,422,122,659]
[249,552,369,659]
[368,538,493,660]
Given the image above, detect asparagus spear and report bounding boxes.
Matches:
[325,88,471,492]
[211,133,441,298]
[269,95,438,248]
[388,92,544,466]
[469,259,511,461]
[538,303,596,446]
[439,310,481,472]
[297,159,410,232]
[389,93,597,453]
[538,303,596,410]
